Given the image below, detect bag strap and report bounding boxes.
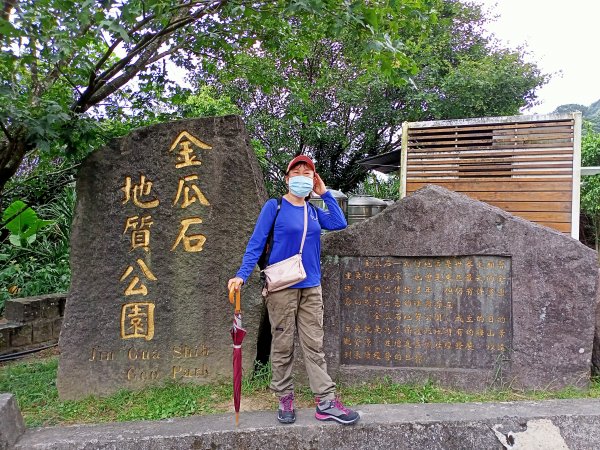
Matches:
[298,201,308,255]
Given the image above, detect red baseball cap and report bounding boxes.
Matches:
[286,155,315,174]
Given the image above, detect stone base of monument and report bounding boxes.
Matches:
[7,396,600,449]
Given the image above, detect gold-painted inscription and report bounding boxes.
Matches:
[127,367,159,381]
[340,256,512,369]
[120,302,155,341]
[173,175,210,208]
[113,131,215,351]
[169,131,212,169]
[120,258,157,296]
[123,215,153,252]
[173,344,210,358]
[127,348,161,360]
[88,348,114,362]
[171,217,206,252]
[121,175,159,208]
[172,365,209,379]
[169,131,211,254]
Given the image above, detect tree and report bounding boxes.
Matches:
[0,0,438,194]
[431,50,546,119]
[197,0,547,193]
[580,122,600,255]
[554,99,600,132]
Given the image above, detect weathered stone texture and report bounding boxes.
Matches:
[0,394,25,450]
[320,185,599,390]
[57,116,267,399]
[52,318,63,340]
[9,324,32,348]
[593,269,600,375]
[5,293,65,322]
[0,294,66,356]
[32,321,53,344]
[0,324,13,353]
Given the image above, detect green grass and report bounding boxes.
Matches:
[336,376,600,406]
[0,357,272,427]
[1,356,599,427]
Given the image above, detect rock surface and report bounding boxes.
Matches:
[319,185,599,390]
[593,269,600,375]
[57,116,267,399]
[0,394,25,450]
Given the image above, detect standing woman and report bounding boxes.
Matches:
[228,155,359,425]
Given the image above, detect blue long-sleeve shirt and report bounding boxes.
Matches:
[236,190,347,288]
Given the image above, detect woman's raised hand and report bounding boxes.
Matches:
[313,173,326,196]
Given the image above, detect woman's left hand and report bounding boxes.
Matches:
[313,173,327,196]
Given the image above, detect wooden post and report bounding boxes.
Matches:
[571,111,582,240]
[400,121,409,199]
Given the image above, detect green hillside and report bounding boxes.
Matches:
[553,99,600,131]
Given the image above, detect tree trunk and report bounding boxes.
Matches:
[0,127,33,196]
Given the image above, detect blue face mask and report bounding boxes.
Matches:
[288,176,314,197]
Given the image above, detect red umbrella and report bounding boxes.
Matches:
[229,288,246,427]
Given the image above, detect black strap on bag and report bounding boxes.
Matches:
[255,198,281,368]
[258,198,282,274]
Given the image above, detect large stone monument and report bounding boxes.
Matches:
[319,185,599,390]
[57,116,267,399]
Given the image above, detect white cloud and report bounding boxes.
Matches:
[469,0,600,113]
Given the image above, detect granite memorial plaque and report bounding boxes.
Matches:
[339,256,512,369]
[57,116,267,400]
[319,185,599,390]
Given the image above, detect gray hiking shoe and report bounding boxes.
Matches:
[315,398,360,425]
[277,392,296,424]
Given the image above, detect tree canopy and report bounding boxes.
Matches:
[0,0,439,194]
[190,0,547,193]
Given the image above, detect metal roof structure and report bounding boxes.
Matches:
[357,150,401,174]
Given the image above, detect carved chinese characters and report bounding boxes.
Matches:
[58,117,267,399]
[117,132,212,342]
[339,256,512,369]
[169,132,211,252]
[169,133,211,252]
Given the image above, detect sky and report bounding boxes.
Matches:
[470,0,600,114]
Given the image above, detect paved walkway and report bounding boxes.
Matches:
[6,398,600,449]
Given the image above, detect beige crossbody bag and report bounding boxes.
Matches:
[261,202,308,295]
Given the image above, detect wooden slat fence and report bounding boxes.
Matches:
[400,114,582,236]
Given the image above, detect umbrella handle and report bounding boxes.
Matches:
[229,287,241,314]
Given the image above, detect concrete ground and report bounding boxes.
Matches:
[4,396,600,450]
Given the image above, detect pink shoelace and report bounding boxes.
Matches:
[332,399,350,414]
[280,393,294,412]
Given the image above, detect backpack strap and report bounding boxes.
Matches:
[258,198,282,271]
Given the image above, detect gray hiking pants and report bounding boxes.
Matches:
[265,285,336,401]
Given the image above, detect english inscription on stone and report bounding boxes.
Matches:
[339,256,512,369]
